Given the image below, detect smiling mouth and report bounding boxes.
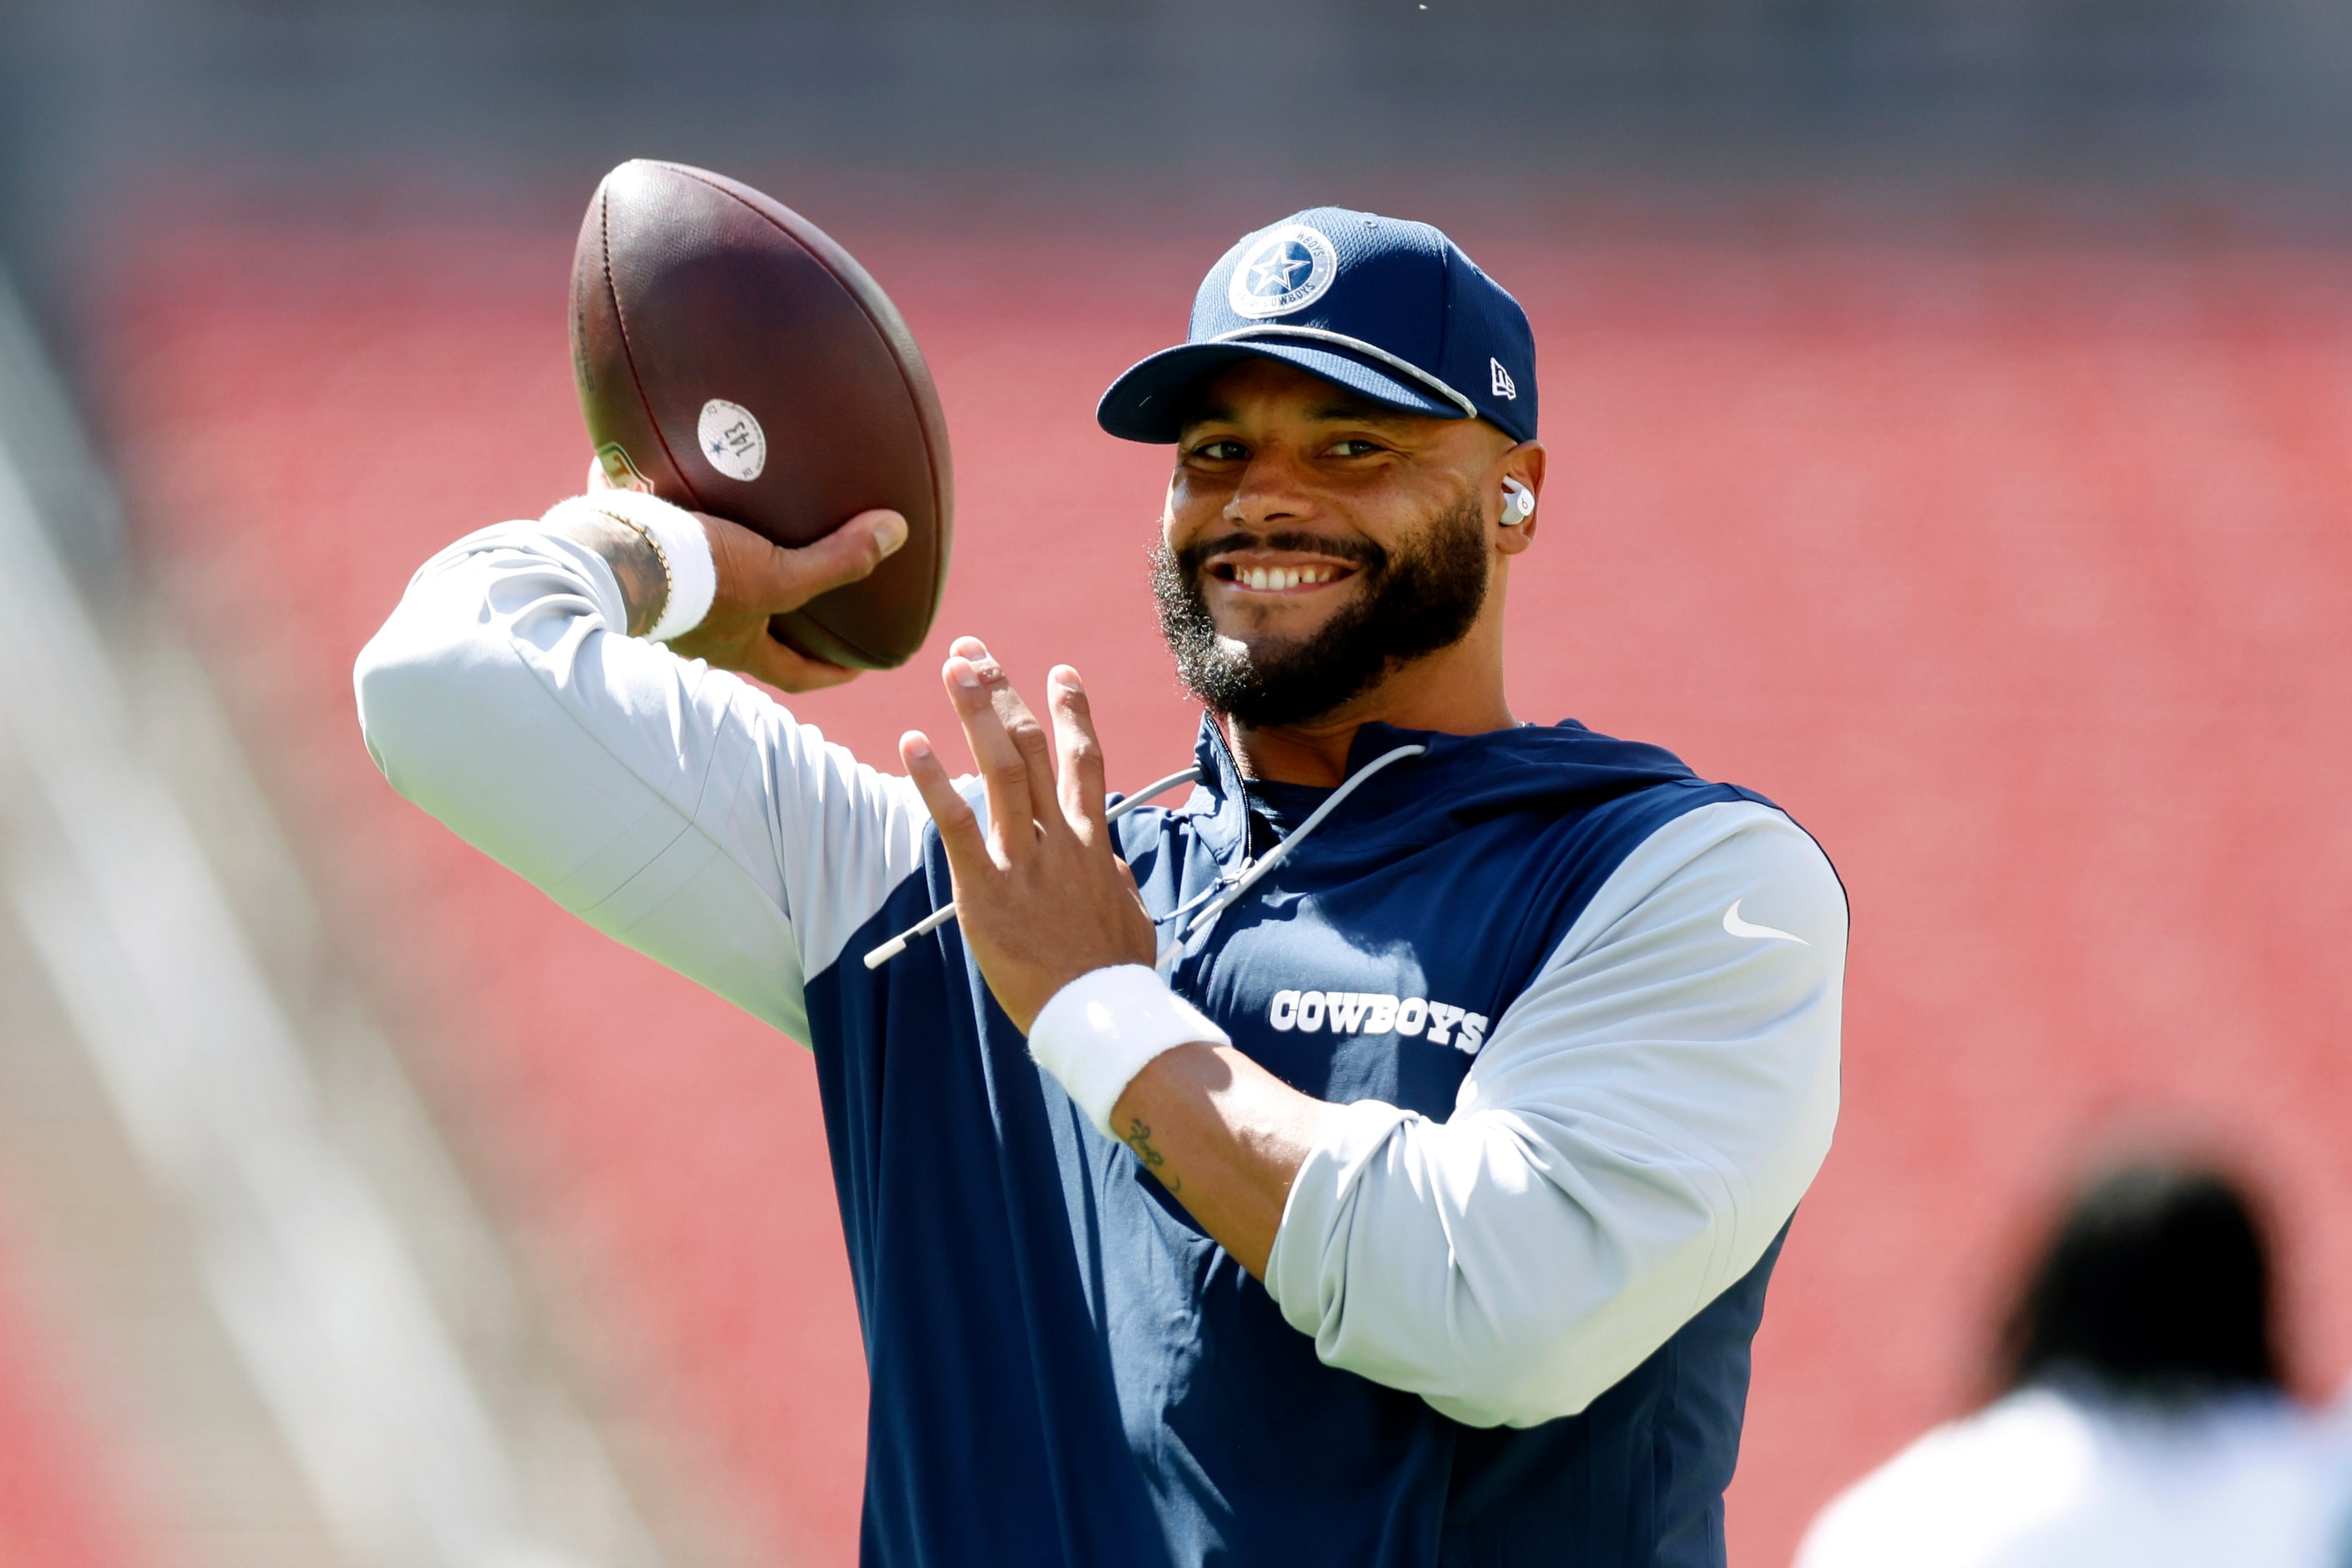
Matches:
[1209,560,1357,594]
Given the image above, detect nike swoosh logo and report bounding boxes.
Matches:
[1723,899,1808,945]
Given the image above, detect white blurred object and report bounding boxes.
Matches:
[1794,1383,2352,1568]
[0,270,657,1568]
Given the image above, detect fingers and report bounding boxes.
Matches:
[941,637,1062,852]
[898,730,989,878]
[939,647,1031,863]
[1047,665,1108,837]
[766,508,908,608]
[700,508,908,620]
[745,636,861,693]
[967,641,1065,831]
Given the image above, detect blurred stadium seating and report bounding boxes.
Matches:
[80,195,2352,1566]
[2,3,2349,1565]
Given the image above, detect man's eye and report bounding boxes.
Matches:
[1190,440,1247,461]
[1329,439,1385,458]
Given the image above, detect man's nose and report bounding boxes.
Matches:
[1223,451,1313,528]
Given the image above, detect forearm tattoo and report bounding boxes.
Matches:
[551,510,670,639]
[1123,1117,1181,1195]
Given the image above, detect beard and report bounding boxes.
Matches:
[1149,489,1491,729]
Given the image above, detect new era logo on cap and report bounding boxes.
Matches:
[1097,206,1538,446]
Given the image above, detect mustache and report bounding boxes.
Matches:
[1173,530,1386,579]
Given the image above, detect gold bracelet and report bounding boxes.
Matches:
[589,505,673,633]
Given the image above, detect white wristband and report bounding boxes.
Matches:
[1028,964,1231,1138]
[542,489,717,643]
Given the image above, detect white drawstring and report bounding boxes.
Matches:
[1155,743,1427,976]
[863,742,1429,974]
[861,766,1203,969]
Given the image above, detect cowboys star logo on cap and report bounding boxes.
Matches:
[1227,223,1339,319]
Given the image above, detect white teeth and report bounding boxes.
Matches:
[1229,564,1343,589]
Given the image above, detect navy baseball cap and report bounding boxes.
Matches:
[1097,207,1536,445]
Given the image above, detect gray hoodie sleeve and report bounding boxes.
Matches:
[1262,800,1845,1429]
[352,520,929,1044]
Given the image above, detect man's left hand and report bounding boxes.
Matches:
[898,636,1156,1031]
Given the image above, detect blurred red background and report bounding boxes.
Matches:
[75,195,2352,1565]
[0,1243,149,1568]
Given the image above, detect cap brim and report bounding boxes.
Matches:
[1096,340,1461,443]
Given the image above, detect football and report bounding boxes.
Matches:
[570,159,953,669]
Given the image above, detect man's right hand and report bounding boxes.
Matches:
[666,507,907,691]
[569,458,908,692]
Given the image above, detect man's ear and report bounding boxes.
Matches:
[1495,441,1545,555]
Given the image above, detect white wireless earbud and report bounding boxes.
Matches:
[1500,478,1535,525]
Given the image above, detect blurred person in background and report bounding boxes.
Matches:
[1795,1156,2352,1567]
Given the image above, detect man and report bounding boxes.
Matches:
[356,207,1845,1565]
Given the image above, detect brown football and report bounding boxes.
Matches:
[570,159,953,669]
